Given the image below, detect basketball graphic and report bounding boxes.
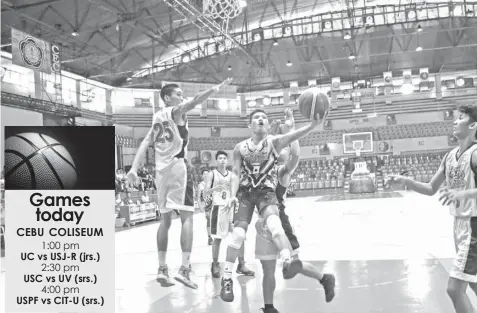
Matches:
[4,133,77,189]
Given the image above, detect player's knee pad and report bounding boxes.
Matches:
[229,227,246,249]
[266,214,285,238]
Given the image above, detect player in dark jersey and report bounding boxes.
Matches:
[272,109,335,303]
[220,108,326,303]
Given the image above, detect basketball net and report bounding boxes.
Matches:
[203,0,243,44]
[352,140,363,158]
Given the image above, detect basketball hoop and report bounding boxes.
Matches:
[353,140,363,157]
[203,0,243,34]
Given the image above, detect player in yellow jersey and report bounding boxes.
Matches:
[220,108,326,302]
[128,78,231,289]
[203,151,254,278]
[387,104,477,313]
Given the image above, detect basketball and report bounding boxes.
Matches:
[4,133,77,189]
[298,88,330,120]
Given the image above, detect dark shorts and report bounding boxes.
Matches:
[279,207,300,251]
[234,186,279,225]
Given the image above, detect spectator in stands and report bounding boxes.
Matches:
[123,192,134,205]
[141,191,150,203]
[115,193,124,206]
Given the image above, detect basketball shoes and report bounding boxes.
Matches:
[236,262,255,276]
[175,266,198,289]
[320,273,336,302]
[157,265,175,287]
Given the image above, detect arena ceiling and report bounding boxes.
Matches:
[1,0,477,92]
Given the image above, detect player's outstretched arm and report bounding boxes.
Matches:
[230,144,242,198]
[273,112,326,152]
[387,154,447,196]
[128,127,154,175]
[173,78,232,116]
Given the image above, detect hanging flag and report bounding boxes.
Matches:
[11,28,51,74]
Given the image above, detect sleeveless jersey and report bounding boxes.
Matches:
[211,169,231,206]
[152,106,189,171]
[444,144,477,217]
[239,137,279,189]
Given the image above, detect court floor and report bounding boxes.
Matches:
[2,191,477,312]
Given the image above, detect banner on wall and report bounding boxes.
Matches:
[11,28,57,74]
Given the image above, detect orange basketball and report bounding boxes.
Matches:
[298,88,330,120]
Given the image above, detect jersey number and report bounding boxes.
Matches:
[153,121,174,143]
[221,191,227,200]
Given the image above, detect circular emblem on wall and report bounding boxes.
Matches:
[379,141,389,152]
[19,37,43,69]
[202,151,212,162]
[332,81,340,89]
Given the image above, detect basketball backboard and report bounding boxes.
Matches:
[343,132,373,155]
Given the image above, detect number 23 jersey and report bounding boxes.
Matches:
[152,106,188,171]
[239,136,279,189]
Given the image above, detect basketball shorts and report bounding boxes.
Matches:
[450,216,477,283]
[156,158,194,214]
[234,187,279,225]
[210,205,233,239]
[255,218,294,260]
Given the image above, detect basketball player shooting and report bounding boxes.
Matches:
[203,151,254,278]
[220,108,326,302]
[386,104,477,313]
[258,109,335,306]
[127,78,232,290]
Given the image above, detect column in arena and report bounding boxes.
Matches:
[3,126,115,313]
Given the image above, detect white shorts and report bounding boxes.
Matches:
[254,218,295,260]
[156,159,194,214]
[210,205,233,239]
[450,216,477,283]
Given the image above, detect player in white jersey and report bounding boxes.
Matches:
[387,104,477,313]
[203,151,255,278]
[220,108,325,303]
[128,78,232,289]
[197,169,213,245]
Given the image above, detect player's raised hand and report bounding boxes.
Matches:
[284,108,293,118]
[310,110,328,128]
[215,78,233,91]
[127,171,138,184]
[270,120,281,135]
